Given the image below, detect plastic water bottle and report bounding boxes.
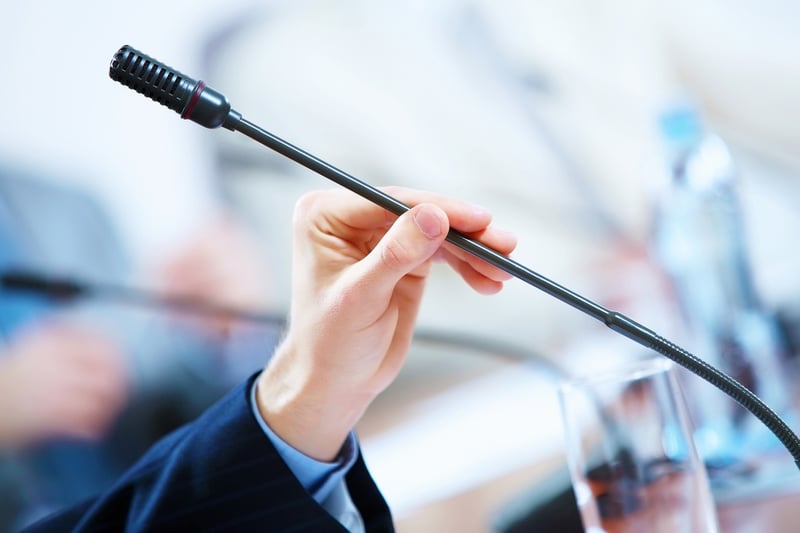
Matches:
[652,106,791,472]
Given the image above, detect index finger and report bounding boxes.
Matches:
[310,186,495,233]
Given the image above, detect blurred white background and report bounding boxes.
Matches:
[0,0,260,268]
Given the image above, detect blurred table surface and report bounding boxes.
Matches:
[717,492,800,533]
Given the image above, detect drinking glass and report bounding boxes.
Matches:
[558,357,719,532]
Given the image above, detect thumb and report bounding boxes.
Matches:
[354,203,449,295]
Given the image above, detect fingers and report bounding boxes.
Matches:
[305,186,493,233]
[441,225,518,283]
[7,326,130,443]
[42,331,129,440]
[350,203,449,301]
[391,187,519,286]
[300,187,518,289]
[158,216,268,310]
[47,385,124,441]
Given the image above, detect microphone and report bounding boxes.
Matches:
[2,268,562,371]
[0,269,284,326]
[108,44,800,469]
[109,45,240,130]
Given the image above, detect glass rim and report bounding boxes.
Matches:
[558,356,674,392]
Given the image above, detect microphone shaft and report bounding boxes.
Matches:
[93,284,281,325]
[0,271,282,326]
[234,118,610,323]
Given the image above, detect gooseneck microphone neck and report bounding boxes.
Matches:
[0,269,283,326]
[108,44,800,469]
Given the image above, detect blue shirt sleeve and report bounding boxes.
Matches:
[248,380,364,531]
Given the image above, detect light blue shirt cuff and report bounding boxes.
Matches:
[248,379,358,505]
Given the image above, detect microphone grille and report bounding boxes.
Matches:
[109,45,194,114]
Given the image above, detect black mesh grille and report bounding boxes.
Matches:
[109,45,192,113]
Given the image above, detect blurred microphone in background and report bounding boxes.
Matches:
[0,167,278,531]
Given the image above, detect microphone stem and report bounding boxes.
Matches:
[0,271,282,326]
[89,284,282,325]
[233,116,800,467]
[234,118,609,322]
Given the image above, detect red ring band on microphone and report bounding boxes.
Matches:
[181,80,206,119]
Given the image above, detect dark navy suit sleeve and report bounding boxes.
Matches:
[22,374,394,533]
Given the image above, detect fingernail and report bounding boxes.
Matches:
[414,207,444,239]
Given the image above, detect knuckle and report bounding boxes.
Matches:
[293,190,325,221]
[380,239,411,271]
[291,191,329,237]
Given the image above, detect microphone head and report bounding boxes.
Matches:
[109,45,239,129]
[109,45,194,115]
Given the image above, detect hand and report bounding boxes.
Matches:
[0,324,129,447]
[157,212,270,334]
[257,187,517,460]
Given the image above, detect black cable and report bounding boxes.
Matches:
[0,270,282,327]
[0,269,563,368]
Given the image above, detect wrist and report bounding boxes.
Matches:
[256,342,371,461]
